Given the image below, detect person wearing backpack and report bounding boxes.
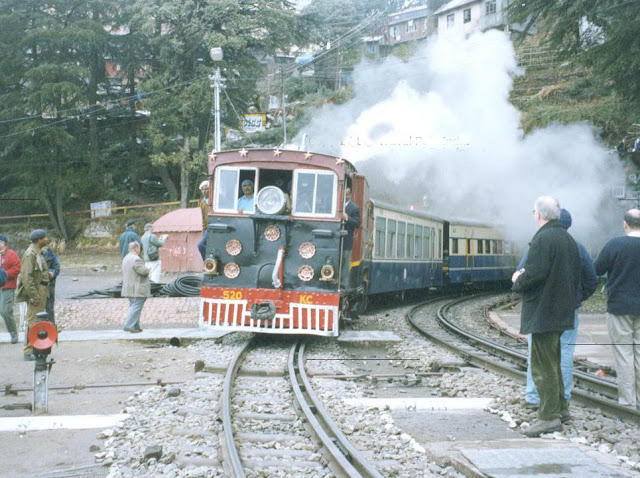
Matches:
[0,234,21,344]
[140,223,167,283]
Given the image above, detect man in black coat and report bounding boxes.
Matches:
[512,196,581,437]
[341,187,360,289]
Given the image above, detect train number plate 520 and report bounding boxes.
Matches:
[222,290,243,300]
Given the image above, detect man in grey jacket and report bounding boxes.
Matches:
[122,242,150,333]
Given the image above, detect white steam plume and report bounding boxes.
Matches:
[295,30,625,249]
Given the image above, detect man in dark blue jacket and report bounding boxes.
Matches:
[44,246,61,325]
[512,196,581,437]
[119,219,142,260]
[594,208,640,409]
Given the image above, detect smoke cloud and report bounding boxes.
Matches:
[295,30,626,250]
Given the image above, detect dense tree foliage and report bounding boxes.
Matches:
[509,0,640,100]
[0,0,307,230]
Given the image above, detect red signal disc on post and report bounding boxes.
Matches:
[28,321,57,350]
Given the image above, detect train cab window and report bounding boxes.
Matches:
[423,228,431,259]
[292,170,337,217]
[407,224,414,258]
[375,218,386,257]
[386,220,396,257]
[213,166,257,213]
[415,225,422,259]
[397,222,406,258]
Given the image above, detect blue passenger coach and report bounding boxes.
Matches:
[369,201,516,295]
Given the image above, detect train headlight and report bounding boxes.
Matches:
[225,239,242,256]
[320,264,334,281]
[299,242,316,259]
[203,258,219,275]
[264,225,281,242]
[224,262,240,279]
[298,265,314,282]
[256,186,286,215]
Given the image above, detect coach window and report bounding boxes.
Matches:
[496,240,503,255]
[375,218,386,258]
[407,224,414,258]
[451,238,459,255]
[484,240,491,255]
[397,222,406,258]
[292,169,336,217]
[477,239,483,254]
[386,220,397,257]
[214,166,257,213]
[437,230,442,259]
[423,228,431,259]
[415,225,422,258]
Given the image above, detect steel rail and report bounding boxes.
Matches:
[407,295,640,424]
[288,341,384,478]
[219,339,254,478]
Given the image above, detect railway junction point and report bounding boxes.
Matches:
[0,296,636,477]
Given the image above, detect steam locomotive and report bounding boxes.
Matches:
[199,149,517,337]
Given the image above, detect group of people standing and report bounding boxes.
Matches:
[118,219,168,333]
[1,230,60,360]
[513,196,640,437]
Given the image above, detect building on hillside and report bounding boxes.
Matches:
[434,0,532,36]
[363,2,449,56]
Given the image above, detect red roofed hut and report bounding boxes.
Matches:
[152,208,203,273]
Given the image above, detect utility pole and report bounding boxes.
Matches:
[209,47,223,152]
[281,68,287,146]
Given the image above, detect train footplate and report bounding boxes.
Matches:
[251,301,277,322]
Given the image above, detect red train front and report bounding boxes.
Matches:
[200,149,369,337]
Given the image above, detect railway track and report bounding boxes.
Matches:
[219,337,384,478]
[407,294,640,425]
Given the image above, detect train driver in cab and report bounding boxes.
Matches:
[237,179,255,214]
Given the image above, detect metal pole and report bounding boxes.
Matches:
[214,67,221,152]
[282,69,287,146]
[32,356,49,414]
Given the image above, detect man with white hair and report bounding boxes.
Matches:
[121,241,150,333]
[141,223,167,283]
[197,179,210,260]
[512,196,581,437]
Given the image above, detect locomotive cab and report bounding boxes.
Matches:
[200,149,369,336]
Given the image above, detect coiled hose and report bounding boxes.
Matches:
[71,275,202,299]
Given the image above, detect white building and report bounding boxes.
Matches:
[434,0,528,36]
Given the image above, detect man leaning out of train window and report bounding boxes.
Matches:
[237,179,255,213]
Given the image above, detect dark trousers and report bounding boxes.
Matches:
[46,282,56,325]
[531,331,568,421]
[197,232,207,261]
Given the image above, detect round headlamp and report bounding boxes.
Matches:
[256,186,287,215]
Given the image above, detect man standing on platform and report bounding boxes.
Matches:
[594,208,640,409]
[0,234,21,344]
[16,230,50,360]
[121,242,150,333]
[512,196,580,437]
